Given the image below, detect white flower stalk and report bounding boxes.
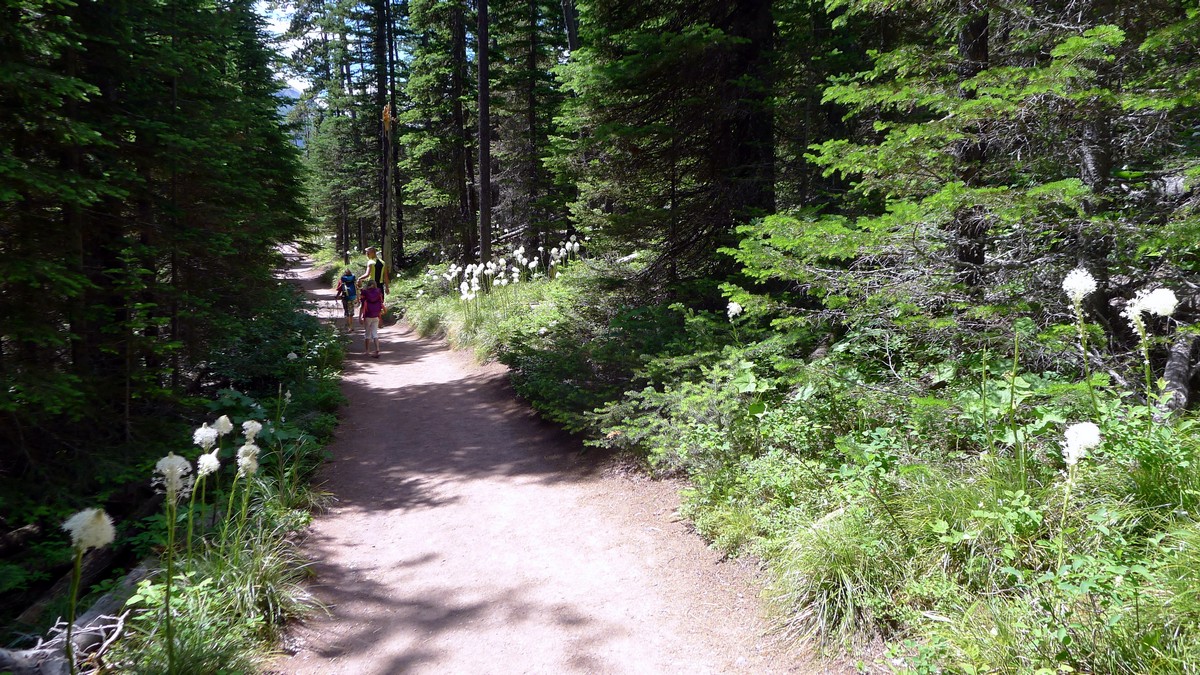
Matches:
[1142,288,1178,317]
[154,452,194,501]
[237,442,260,477]
[1062,422,1101,466]
[287,352,298,360]
[193,422,219,450]
[214,415,234,436]
[62,508,115,552]
[527,260,538,270]
[1125,287,1179,328]
[1062,268,1097,305]
[242,419,263,442]
[197,449,221,478]
[727,301,744,319]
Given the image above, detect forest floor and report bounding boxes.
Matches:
[269,249,830,674]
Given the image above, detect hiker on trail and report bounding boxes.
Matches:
[358,278,384,358]
[363,246,389,298]
[334,268,358,332]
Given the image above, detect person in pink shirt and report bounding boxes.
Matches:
[358,279,385,357]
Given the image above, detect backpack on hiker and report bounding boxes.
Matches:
[337,273,358,300]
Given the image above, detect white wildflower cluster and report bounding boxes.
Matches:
[237,442,260,477]
[62,508,116,552]
[189,415,238,480]
[192,423,219,450]
[727,301,744,320]
[1062,422,1101,467]
[1124,287,1178,324]
[1122,287,1179,342]
[243,419,262,442]
[154,452,194,501]
[1062,268,1097,305]
[438,237,586,302]
[197,449,221,478]
[548,236,582,268]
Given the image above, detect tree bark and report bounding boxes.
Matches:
[1161,334,1197,413]
[478,0,492,261]
[560,0,580,52]
[951,5,989,288]
[0,524,40,557]
[450,2,477,261]
[0,563,153,675]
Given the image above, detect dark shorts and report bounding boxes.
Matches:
[342,297,355,316]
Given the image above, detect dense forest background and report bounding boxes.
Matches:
[6,0,1200,669]
[0,0,333,645]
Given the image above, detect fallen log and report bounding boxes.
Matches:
[0,563,152,675]
[0,524,41,557]
[16,493,160,627]
[1161,333,1198,413]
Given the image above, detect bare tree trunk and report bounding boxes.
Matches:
[451,2,477,261]
[387,0,404,264]
[560,0,580,52]
[951,5,989,289]
[478,0,492,261]
[526,0,540,241]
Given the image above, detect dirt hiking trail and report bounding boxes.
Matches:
[274,252,827,674]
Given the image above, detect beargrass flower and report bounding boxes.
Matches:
[1062,422,1101,466]
[62,508,115,552]
[287,352,298,360]
[242,419,263,442]
[237,443,260,477]
[1062,268,1097,305]
[1125,287,1179,327]
[1142,288,1178,317]
[154,452,193,500]
[197,449,220,478]
[214,415,234,436]
[192,423,218,450]
[727,301,744,319]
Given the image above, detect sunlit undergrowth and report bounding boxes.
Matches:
[402,246,1200,672]
[31,286,345,673]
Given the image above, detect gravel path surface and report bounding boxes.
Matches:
[272,252,825,674]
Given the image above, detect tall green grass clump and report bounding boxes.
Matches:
[105,324,339,671]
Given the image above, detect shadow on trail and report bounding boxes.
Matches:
[279,249,643,673]
[323,336,601,517]
[289,552,629,673]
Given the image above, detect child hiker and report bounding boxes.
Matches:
[334,268,358,331]
[358,278,384,358]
